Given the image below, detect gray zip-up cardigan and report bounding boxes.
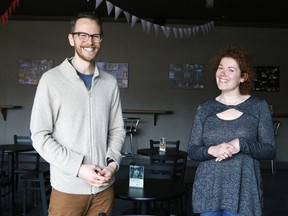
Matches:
[30,58,126,195]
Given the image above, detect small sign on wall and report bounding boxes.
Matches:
[254,66,279,92]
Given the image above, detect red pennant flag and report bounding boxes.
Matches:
[0,0,21,25]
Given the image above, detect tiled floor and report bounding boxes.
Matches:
[1,166,288,216]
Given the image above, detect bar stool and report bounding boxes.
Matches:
[122,117,140,158]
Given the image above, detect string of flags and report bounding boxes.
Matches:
[91,0,215,39]
[0,0,214,38]
[0,0,20,25]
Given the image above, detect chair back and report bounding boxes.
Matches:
[14,135,32,145]
[150,139,180,150]
[13,134,40,173]
[150,152,187,184]
[143,164,174,180]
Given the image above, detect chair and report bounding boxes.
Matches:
[142,164,175,216]
[122,118,140,158]
[150,139,180,150]
[144,164,174,180]
[13,135,40,191]
[150,153,187,184]
[21,164,51,216]
[149,153,187,215]
[271,120,280,174]
[0,149,13,215]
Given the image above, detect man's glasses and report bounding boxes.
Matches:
[71,32,103,42]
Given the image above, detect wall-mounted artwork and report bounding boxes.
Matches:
[254,66,279,92]
[96,62,128,88]
[18,59,53,85]
[169,64,205,89]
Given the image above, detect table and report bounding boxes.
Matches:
[114,178,185,214]
[137,148,187,157]
[0,144,35,215]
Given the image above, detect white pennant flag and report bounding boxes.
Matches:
[154,24,160,36]
[166,27,171,38]
[173,27,178,38]
[179,28,184,39]
[141,19,147,32]
[124,11,131,23]
[208,21,214,30]
[114,6,122,20]
[184,28,188,38]
[161,26,171,38]
[131,15,138,28]
[206,22,212,31]
[161,26,167,37]
[188,28,192,37]
[106,1,114,15]
[211,21,215,28]
[147,22,152,33]
[196,26,199,33]
[204,24,209,33]
[200,25,205,34]
[95,0,103,9]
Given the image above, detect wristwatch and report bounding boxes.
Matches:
[106,157,115,165]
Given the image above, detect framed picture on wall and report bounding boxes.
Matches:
[169,63,205,89]
[18,59,53,85]
[254,66,279,92]
[96,62,128,88]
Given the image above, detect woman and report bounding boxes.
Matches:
[187,46,276,216]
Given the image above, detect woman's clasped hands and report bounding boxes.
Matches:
[208,138,240,162]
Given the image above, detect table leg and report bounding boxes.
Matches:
[139,201,149,214]
[8,152,14,216]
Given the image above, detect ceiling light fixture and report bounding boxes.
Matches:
[206,0,214,9]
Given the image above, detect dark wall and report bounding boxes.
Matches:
[0,21,287,162]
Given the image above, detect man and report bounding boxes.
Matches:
[30,12,126,215]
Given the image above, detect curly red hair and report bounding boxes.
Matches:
[211,46,256,95]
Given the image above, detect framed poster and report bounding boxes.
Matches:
[18,59,53,85]
[169,63,204,89]
[96,62,128,88]
[254,66,279,92]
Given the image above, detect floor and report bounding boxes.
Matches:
[1,165,288,216]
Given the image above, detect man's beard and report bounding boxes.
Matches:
[75,46,100,62]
